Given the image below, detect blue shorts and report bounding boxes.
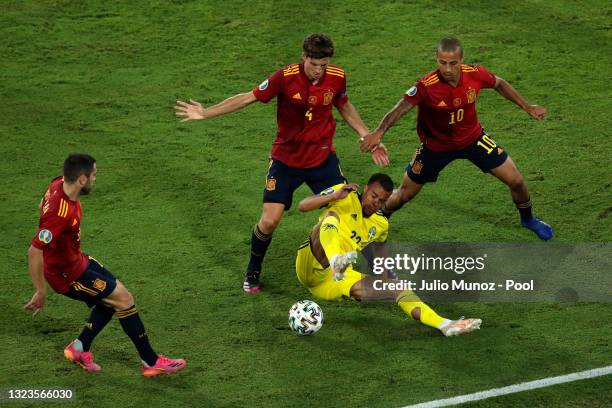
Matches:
[264,152,346,210]
[407,130,508,184]
[63,257,117,308]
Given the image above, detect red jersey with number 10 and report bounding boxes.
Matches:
[403,64,497,152]
[31,176,88,293]
[252,62,349,168]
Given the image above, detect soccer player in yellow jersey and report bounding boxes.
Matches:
[296,173,481,336]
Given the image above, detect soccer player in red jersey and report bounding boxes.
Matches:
[175,33,388,293]
[360,37,553,240]
[24,154,186,376]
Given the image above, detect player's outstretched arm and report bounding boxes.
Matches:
[175,91,258,122]
[493,76,546,120]
[337,102,389,166]
[298,183,359,213]
[24,245,46,317]
[360,98,414,152]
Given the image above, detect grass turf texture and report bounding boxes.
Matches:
[1,0,611,406]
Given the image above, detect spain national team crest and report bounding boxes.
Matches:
[323,90,334,105]
[411,160,423,175]
[453,97,462,107]
[266,178,276,191]
[93,278,107,292]
[368,227,377,242]
[467,88,476,103]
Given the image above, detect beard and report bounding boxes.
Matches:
[80,186,92,195]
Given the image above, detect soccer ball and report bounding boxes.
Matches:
[288,300,324,335]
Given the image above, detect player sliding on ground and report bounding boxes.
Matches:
[360,37,553,241]
[295,173,481,336]
[24,154,185,377]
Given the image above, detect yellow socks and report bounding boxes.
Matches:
[396,290,447,329]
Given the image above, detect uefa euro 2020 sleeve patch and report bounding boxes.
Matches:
[38,229,53,244]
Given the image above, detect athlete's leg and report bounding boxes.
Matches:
[101,281,157,366]
[349,277,481,336]
[245,158,304,292]
[383,172,423,214]
[489,156,553,240]
[468,131,553,240]
[382,144,453,217]
[489,156,530,204]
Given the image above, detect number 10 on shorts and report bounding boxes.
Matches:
[477,134,497,154]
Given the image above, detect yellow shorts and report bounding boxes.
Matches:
[295,241,364,301]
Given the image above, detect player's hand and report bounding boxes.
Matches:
[24,290,46,317]
[175,99,206,122]
[333,183,359,200]
[525,104,546,120]
[371,143,390,167]
[360,130,383,152]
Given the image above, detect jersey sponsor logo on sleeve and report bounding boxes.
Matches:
[258,79,269,91]
[38,229,53,244]
[406,86,418,96]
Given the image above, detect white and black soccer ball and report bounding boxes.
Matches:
[288,300,324,335]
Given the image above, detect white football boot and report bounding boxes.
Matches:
[440,317,482,336]
[329,251,358,281]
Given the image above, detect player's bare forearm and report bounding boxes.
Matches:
[360,98,413,152]
[298,194,338,213]
[206,92,257,118]
[494,77,529,110]
[494,77,546,120]
[298,184,358,213]
[175,91,257,122]
[27,245,45,292]
[375,98,414,134]
[338,102,369,138]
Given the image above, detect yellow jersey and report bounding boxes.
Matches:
[317,184,389,253]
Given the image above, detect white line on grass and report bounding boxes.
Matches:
[402,365,612,408]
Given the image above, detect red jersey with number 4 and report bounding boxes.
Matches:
[403,64,497,152]
[252,62,349,168]
[31,176,88,293]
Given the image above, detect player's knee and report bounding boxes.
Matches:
[259,216,281,233]
[112,285,134,310]
[399,184,419,203]
[506,174,525,191]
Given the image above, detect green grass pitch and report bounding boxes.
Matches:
[1,1,611,407]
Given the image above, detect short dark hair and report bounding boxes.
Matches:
[367,173,394,192]
[64,153,96,182]
[437,37,463,57]
[303,33,334,59]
